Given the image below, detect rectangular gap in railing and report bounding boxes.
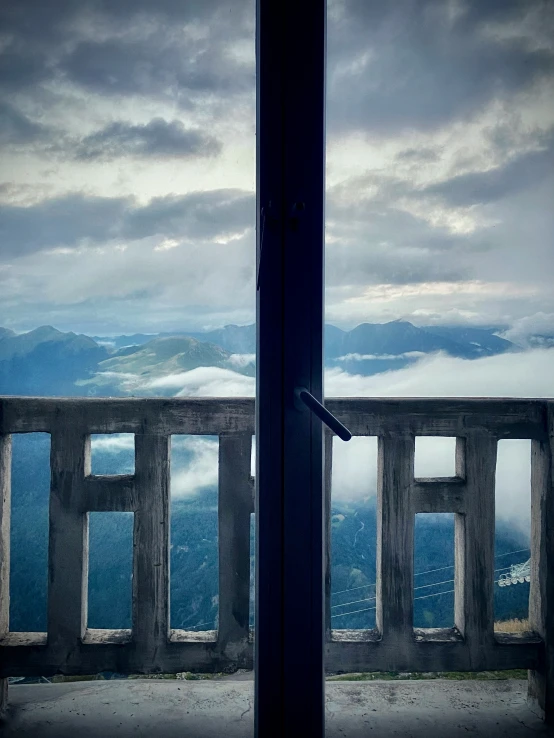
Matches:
[414,436,456,478]
[413,512,455,630]
[170,434,219,636]
[90,433,135,475]
[328,435,377,635]
[88,512,133,630]
[8,433,50,635]
[494,439,531,632]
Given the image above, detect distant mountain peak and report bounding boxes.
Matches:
[29,325,64,337]
[0,327,15,341]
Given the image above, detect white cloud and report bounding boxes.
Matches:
[325,279,552,331]
[336,351,424,361]
[331,436,378,502]
[105,344,554,403]
[414,436,457,477]
[501,312,554,346]
[147,366,255,397]
[324,348,554,398]
[171,436,219,500]
[495,439,531,537]
[90,432,135,453]
[226,353,256,368]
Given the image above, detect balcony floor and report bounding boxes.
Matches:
[1,677,553,737]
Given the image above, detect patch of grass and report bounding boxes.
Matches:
[177,672,225,681]
[30,671,232,684]
[441,670,528,680]
[127,673,178,680]
[494,619,530,633]
[127,672,225,680]
[326,670,528,682]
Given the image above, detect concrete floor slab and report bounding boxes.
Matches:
[0,679,552,738]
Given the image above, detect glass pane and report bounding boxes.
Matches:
[1,0,255,732]
[325,0,553,731]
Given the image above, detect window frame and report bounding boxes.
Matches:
[255,1,327,736]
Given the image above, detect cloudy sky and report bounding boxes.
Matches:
[0,0,553,336]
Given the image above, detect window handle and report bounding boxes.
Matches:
[256,205,267,291]
[294,387,352,442]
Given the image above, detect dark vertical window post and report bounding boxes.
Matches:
[256,0,327,736]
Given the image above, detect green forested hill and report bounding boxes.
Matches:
[0,321,516,400]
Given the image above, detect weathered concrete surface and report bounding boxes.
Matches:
[1,398,551,683]
[1,679,552,737]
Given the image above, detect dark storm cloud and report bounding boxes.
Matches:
[0,111,221,161]
[396,147,442,163]
[122,190,254,242]
[75,119,221,161]
[93,0,249,22]
[326,191,472,287]
[60,33,253,103]
[0,102,48,145]
[0,0,253,104]
[328,0,554,134]
[0,0,249,46]
[422,134,554,206]
[0,194,127,256]
[326,237,470,287]
[2,0,549,133]
[341,0,540,28]
[0,189,254,258]
[0,49,50,92]
[327,188,457,251]
[456,0,547,28]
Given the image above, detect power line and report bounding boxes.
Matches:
[187,552,530,629]
[331,588,457,620]
[189,620,216,630]
[332,578,453,611]
[331,547,530,598]
[331,565,514,612]
[493,548,530,558]
[332,567,523,620]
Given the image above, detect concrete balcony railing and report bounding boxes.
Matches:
[0,397,553,720]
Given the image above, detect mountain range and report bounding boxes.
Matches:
[0,320,516,396]
[0,326,108,396]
